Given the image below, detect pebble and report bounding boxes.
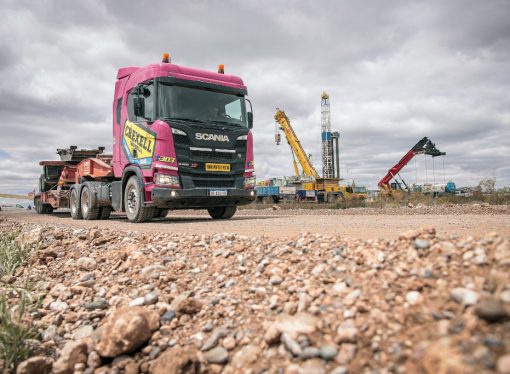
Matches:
[270,275,283,285]
[405,291,423,305]
[202,327,229,351]
[42,325,57,341]
[223,336,236,350]
[129,297,145,307]
[414,238,430,250]
[475,297,509,322]
[204,346,229,364]
[72,325,94,340]
[85,298,108,310]
[144,292,159,305]
[161,310,176,324]
[319,344,338,361]
[450,287,478,305]
[149,346,161,360]
[281,333,302,356]
[301,346,320,359]
[49,301,69,311]
[77,257,97,271]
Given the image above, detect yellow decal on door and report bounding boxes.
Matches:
[122,121,156,166]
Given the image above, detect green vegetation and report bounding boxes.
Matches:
[0,233,30,277]
[0,233,39,373]
[0,291,39,373]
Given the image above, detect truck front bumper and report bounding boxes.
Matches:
[150,187,257,209]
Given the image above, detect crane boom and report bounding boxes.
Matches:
[275,109,319,178]
[378,137,445,189]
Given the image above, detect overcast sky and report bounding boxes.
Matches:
[0,0,509,194]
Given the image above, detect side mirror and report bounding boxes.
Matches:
[133,97,145,118]
[245,98,254,129]
[247,112,253,129]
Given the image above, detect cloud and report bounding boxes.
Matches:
[0,0,509,194]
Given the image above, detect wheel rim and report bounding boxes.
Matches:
[81,189,89,216]
[70,191,77,215]
[126,185,137,214]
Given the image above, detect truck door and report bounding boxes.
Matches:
[122,81,157,172]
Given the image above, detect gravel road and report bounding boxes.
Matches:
[1,212,509,373]
[1,204,509,239]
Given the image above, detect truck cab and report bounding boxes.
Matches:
[110,55,256,222]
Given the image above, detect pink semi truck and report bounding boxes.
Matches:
[34,54,256,222]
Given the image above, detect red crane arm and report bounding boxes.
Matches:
[377,150,416,188]
[377,137,445,189]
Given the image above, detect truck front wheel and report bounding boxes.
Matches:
[81,185,100,220]
[70,188,82,220]
[153,209,169,218]
[124,176,154,223]
[207,206,237,219]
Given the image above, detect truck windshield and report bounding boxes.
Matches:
[158,84,247,127]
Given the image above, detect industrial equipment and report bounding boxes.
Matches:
[34,54,256,222]
[274,109,345,204]
[378,137,445,191]
[321,93,341,179]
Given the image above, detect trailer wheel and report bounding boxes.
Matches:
[124,176,154,223]
[99,207,112,220]
[70,188,82,220]
[153,209,169,218]
[81,185,100,220]
[207,206,237,219]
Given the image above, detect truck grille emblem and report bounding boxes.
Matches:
[195,133,229,142]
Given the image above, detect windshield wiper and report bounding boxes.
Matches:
[162,117,205,124]
[161,117,210,129]
[209,120,242,127]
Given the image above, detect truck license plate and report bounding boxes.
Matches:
[209,189,228,196]
[205,163,230,172]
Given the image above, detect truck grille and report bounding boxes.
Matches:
[190,150,235,161]
[192,178,236,188]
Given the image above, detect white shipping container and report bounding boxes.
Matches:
[280,186,296,195]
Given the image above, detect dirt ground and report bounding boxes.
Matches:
[1,205,509,240]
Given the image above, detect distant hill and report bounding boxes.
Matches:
[0,193,31,200]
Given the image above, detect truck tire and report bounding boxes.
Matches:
[35,198,42,214]
[99,207,112,220]
[326,194,337,203]
[81,185,100,220]
[337,192,347,209]
[124,176,154,223]
[153,209,169,218]
[42,204,54,214]
[70,188,82,220]
[207,206,237,219]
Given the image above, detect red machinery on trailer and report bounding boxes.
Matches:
[34,146,113,216]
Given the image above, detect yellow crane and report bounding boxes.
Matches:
[275,109,319,178]
[274,109,345,204]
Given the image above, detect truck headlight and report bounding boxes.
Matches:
[155,173,180,188]
[171,128,186,136]
[244,176,256,189]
